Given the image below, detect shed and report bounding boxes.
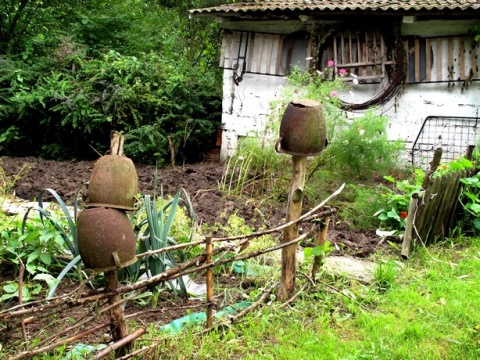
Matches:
[190,1,480,167]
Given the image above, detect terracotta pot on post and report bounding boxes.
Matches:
[276,99,327,156]
[276,99,327,302]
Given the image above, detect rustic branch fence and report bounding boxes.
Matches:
[402,147,477,258]
[0,185,343,359]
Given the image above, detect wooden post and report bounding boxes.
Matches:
[104,131,130,356]
[421,147,442,190]
[205,236,214,328]
[278,155,307,301]
[104,270,131,357]
[312,216,330,278]
[401,192,420,259]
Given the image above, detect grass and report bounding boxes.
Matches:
[133,237,480,360]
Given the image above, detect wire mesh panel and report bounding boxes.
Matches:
[412,116,479,169]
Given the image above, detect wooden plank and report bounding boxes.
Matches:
[472,39,478,78]
[246,32,255,73]
[256,33,264,73]
[333,34,338,68]
[275,35,285,75]
[228,31,236,69]
[372,32,377,77]
[448,37,454,81]
[219,31,227,67]
[285,36,294,74]
[380,34,385,77]
[338,74,384,81]
[265,35,274,74]
[362,32,368,78]
[404,40,410,83]
[425,38,431,81]
[357,32,361,77]
[427,174,450,244]
[459,36,465,80]
[306,36,312,70]
[436,38,442,81]
[340,32,345,65]
[336,60,395,68]
[348,31,353,63]
[415,38,420,82]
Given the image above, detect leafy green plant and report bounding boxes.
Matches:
[126,184,197,298]
[374,260,399,291]
[0,281,42,303]
[304,241,332,264]
[321,110,405,181]
[21,188,83,298]
[458,172,480,234]
[374,172,423,232]
[337,184,386,230]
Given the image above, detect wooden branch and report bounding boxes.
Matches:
[105,270,131,357]
[401,192,420,259]
[110,131,124,156]
[94,328,146,360]
[279,282,309,309]
[205,236,214,329]
[212,183,344,242]
[421,147,442,190]
[312,216,330,277]
[10,322,109,360]
[278,155,307,301]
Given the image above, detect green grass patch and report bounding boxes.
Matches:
[143,238,480,360]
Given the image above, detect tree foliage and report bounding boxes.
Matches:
[0,0,227,164]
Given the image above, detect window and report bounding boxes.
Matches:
[318,28,395,84]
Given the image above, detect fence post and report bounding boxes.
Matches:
[205,236,214,328]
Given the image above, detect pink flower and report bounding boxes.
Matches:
[330,90,338,97]
[327,60,334,67]
[338,68,347,76]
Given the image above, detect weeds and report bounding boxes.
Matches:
[373,260,399,291]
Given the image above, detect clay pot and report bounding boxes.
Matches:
[77,207,137,272]
[276,99,327,156]
[88,155,138,210]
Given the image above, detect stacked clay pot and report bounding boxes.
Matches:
[77,155,138,272]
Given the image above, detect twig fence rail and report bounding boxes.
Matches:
[0,185,344,359]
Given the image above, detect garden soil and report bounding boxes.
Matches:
[1,156,383,257]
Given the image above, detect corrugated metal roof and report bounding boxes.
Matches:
[190,1,480,16]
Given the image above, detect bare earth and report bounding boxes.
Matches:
[1,155,382,256]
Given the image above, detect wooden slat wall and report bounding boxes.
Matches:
[219,30,295,76]
[406,36,480,83]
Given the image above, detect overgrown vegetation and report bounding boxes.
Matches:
[0,1,232,165]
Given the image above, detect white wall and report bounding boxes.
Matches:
[219,18,480,165]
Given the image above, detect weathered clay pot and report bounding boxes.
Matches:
[88,155,138,210]
[276,99,327,156]
[77,207,137,272]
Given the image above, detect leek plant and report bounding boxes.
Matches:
[126,169,197,298]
